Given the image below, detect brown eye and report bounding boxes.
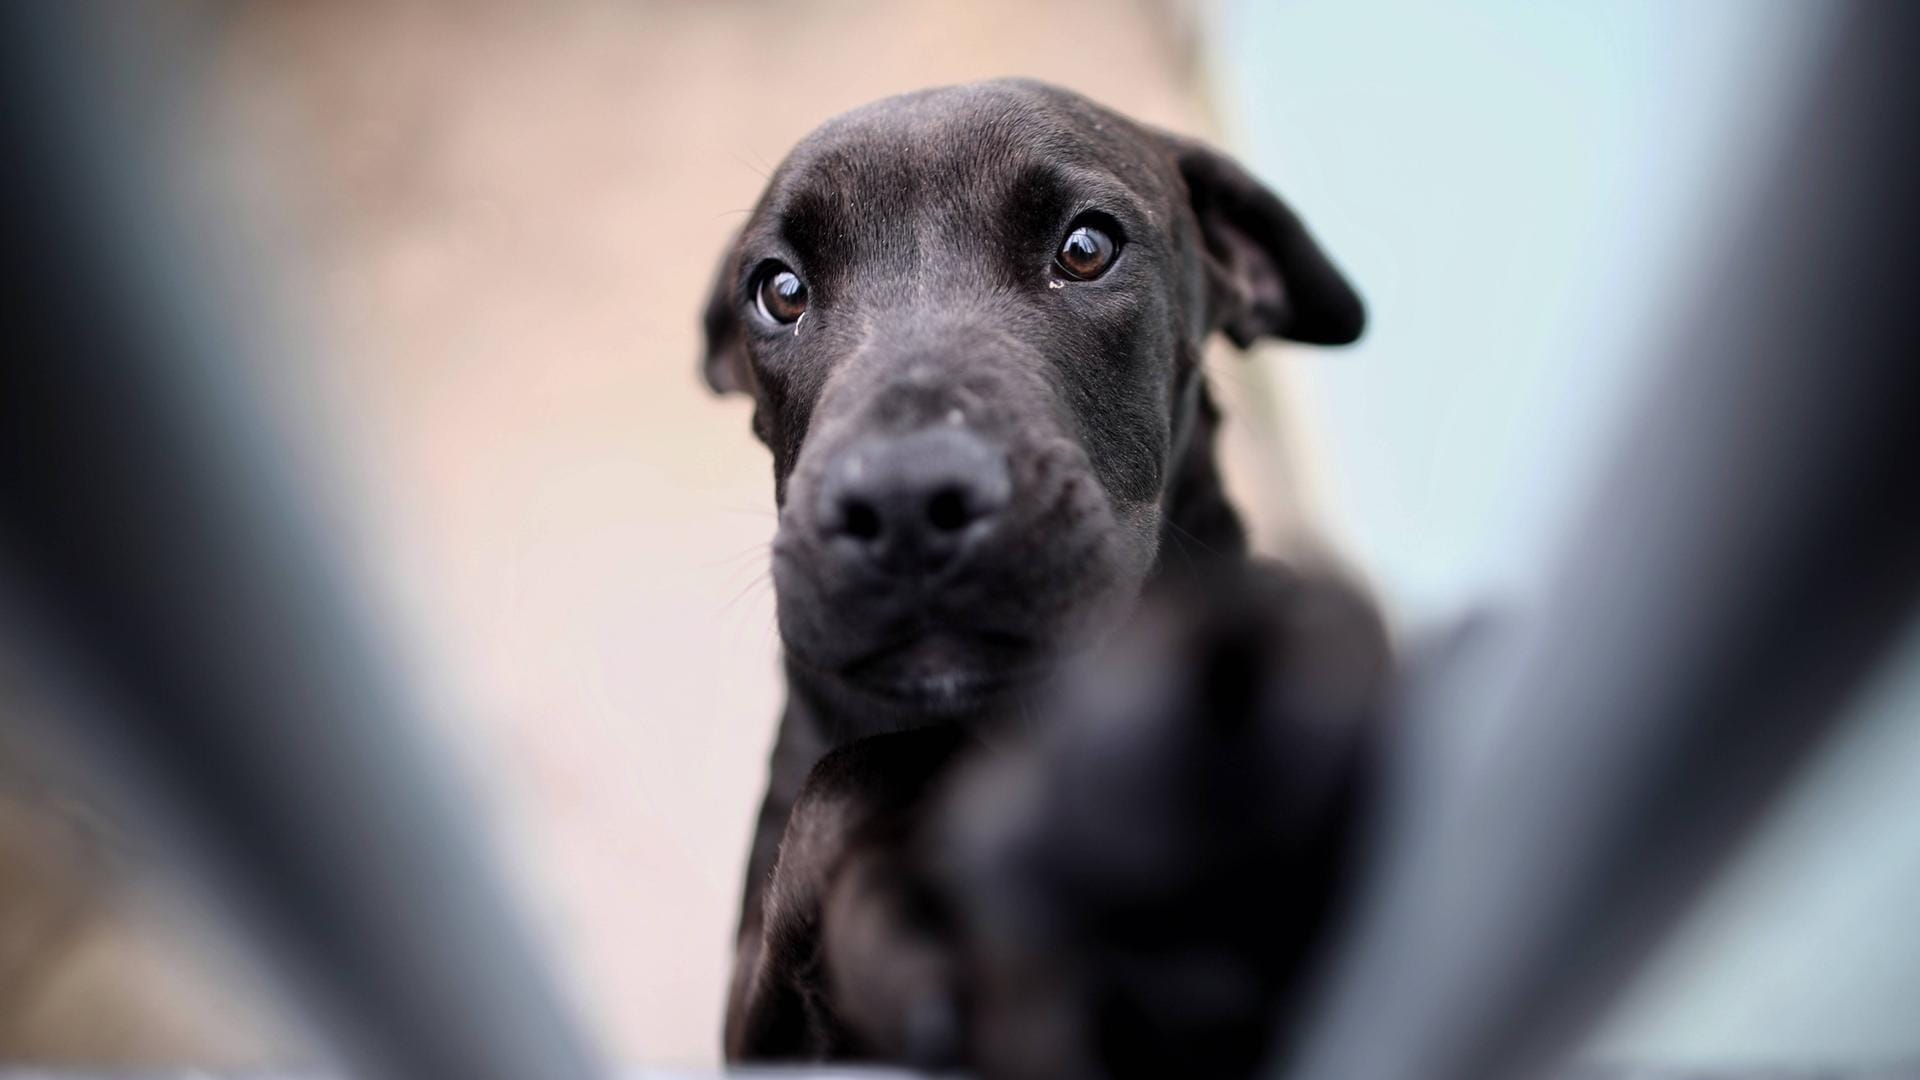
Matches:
[1055,222,1118,280]
[756,266,808,324]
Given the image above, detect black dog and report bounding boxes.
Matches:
[701,79,1386,1076]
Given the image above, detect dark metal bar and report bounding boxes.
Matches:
[0,7,606,1079]
[1280,5,1920,1079]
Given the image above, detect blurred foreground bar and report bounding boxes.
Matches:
[0,1060,1912,1068]
[0,1075,927,1080]
[0,6,604,1080]
[1281,5,1919,1080]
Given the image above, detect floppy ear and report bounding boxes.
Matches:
[1166,135,1365,347]
[700,239,752,395]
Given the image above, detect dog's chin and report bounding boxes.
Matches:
[834,630,1048,719]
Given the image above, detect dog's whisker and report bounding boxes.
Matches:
[726,148,772,181]
[1163,519,1201,576]
[723,560,777,596]
[696,541,773,572]
[707,502,780,520]
[720,568,773,614]
[701,548,773,577]
[1167,519,1222,560]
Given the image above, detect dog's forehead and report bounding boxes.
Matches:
[800,83,1129,165]
[756,81,1173,231]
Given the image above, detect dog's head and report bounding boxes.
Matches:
[701,80,1361,719]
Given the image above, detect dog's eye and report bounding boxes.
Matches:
[755,265,808,325]
[1055,221,1119,280]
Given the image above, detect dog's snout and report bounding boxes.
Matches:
[818,427,1010,576]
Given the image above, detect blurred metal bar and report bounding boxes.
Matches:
[1281,5,1920,1080]
[0,7,605,1080]
[2,1072,1903,1080]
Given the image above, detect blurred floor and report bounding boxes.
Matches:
[3,0,1307,1069]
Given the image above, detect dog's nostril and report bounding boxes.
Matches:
[819,429,1009,566]
[842,498,883,542]
[926,487,971,532]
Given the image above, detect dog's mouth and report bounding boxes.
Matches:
[834,628,1050,716]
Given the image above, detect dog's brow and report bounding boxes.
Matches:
[1001,163,1076,237]
[779,190,838,259]
[768,170,914,284]
[1000,161,1151,243]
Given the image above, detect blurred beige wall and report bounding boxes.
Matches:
[3,0,1329,1068]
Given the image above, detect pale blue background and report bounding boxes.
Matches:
[1207,0,1828,626]
[1204,2,1917,1067]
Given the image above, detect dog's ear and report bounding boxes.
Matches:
[700,239,752,395]
[1165,134,1365,348]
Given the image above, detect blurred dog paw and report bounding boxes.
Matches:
[938,564,1390,1079]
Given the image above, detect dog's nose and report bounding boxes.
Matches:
[817,427,1011,575]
